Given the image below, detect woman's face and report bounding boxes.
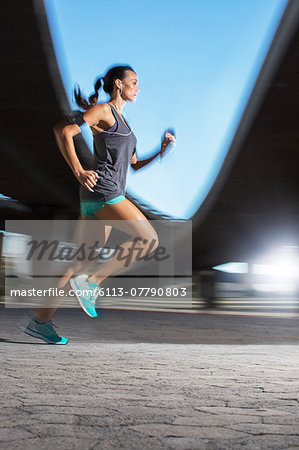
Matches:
[121,71,140,102]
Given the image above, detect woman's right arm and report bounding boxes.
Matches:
[53,104,110,191]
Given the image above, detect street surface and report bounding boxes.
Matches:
[1,308,299,449]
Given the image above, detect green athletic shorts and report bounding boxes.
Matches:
[80,195,126,219]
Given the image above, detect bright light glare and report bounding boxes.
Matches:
[213,262,248,273]
[253,283,296,293]
[253,263,299,277]
[253,247,299,278]
[253,246,299,293]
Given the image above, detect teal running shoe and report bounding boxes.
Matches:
[70,274,98,318]
[23,318,68,344]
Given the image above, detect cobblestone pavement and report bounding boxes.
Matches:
[0,308,299,449]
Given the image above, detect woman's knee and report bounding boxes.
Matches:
[142,229,159,254]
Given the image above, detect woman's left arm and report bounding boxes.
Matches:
[131,131,176,171]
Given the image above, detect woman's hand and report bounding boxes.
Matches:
[75,169,99,192]
[160,131,176,157]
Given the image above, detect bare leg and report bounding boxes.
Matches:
[35,199,158,321]
[57,217,112,286]
[35,216,111,322]
[88,199,159,285]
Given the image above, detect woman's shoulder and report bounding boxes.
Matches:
[93,102,111,113]
[83,102,112,124]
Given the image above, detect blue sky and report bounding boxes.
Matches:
[44,0,287,219]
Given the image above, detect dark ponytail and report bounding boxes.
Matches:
[73,65,135,110]
[74,77,102,110]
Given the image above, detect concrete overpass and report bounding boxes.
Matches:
[192,0,299,269]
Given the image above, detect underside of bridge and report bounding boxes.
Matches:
[0,0,93,220]
[1,0,298,270]
[192,0,299,269]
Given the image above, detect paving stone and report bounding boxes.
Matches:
[1,308,299,449]
[129,423,251,439]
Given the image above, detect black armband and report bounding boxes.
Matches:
[66,111,88,131]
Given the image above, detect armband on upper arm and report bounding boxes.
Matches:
[66,111,89,132]
[73,115,89,132]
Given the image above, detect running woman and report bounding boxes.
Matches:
[23,65,176,344]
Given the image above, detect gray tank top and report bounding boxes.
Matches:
[80,104,137,202]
